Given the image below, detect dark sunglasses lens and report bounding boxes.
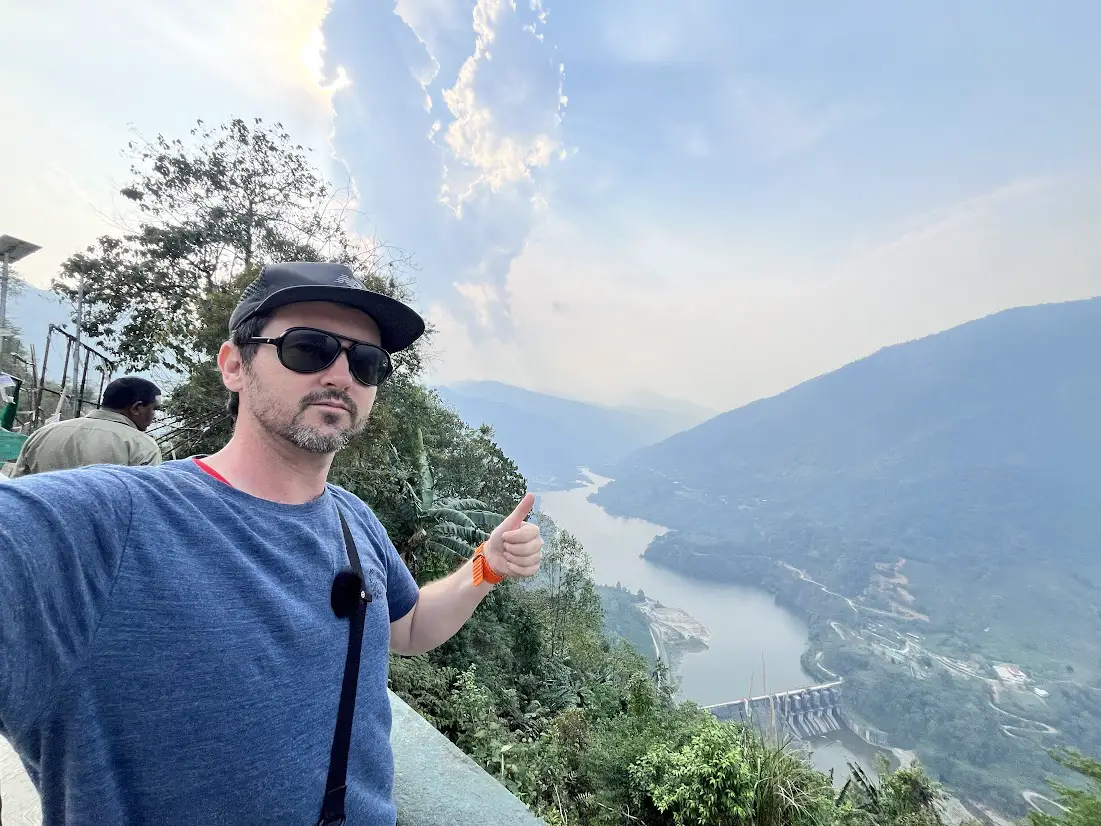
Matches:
[279,329,341,373]
[348,344,392,386]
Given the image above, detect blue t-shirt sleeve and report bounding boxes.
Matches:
[0,468,132,736]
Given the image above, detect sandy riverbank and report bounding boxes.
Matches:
[634,597,711,659]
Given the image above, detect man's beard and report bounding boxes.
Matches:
[247,378,365,454]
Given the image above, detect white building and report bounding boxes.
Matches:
[993,663,1029,684]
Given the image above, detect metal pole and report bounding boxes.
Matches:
[69,274,84,417]
[96,366,107,414]
[0,251,10,371]
[77,354,92,417]
[58,337,71,418]
[36,327,53,428]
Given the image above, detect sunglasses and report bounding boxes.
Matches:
[246,327,394,387]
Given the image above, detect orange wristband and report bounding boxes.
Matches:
[472,543,504,586]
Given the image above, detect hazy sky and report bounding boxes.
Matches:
[3,1,1100,412]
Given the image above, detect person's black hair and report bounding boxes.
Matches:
[102,376,161,411]
[226,311,273,420]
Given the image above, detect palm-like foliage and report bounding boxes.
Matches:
[393,428,504,579]
[836,761,955,826]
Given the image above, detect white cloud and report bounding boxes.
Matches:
[453,281,504,328]
[436,0,567,215]
[393,0,469,51]
[347,0,568,332]
[0,0,336,289]
[425,174,1101,411]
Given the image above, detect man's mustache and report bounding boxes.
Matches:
[300,389,359,420]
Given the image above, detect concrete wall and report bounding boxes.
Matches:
[389,691,547,826]
[838,709,890,749]
[0,692,546,826]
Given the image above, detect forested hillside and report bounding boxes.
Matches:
[595,297,1101,813]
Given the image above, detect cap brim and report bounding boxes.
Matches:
[249,285,426,352]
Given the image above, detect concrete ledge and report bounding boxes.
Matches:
[2,694,545,826]
[389,691,546,826]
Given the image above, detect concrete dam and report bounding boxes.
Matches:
[704,680,845,739]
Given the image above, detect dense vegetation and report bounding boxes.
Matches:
[598,584,661,665]
[594,298,1101,815]
[626,523,1101,815]
[44,115,1101,824]
[1025,751,1101,825]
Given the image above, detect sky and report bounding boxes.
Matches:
[2,0,1100,412]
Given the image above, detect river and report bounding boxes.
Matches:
[536,471,887,784]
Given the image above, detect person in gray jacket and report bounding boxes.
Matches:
[11,376,162,476]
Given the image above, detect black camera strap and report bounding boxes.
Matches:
[317,507,372,826]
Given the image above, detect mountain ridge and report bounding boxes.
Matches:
[605,296,1101,499]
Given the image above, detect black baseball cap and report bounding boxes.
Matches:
[228,262,426,353]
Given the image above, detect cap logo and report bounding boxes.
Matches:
[334,272,363,289]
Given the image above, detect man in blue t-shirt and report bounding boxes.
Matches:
[0,262,544,826]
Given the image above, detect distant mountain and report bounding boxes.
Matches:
[595,295,1101,656]
[600,296,1101,519]
[609,391,716,442]
[435,380,708,488]
[4,281,75,384]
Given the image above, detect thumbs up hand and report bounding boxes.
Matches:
[484,493,543,580]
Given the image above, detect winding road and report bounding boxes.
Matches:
[988,700,1059,739]
[799,562,1074,822]
[814,651,839,680]
[780,563,925,621]
[1022,789,1068,816]
[1052,679,1101,691]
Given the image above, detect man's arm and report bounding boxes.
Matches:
[0,468,131,736]
[390,494,542,656]
[389,559,490,656]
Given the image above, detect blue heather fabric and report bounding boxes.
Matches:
[0,459,420,825]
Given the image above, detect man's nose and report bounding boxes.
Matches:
[320,349,355,389]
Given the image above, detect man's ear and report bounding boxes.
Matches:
[219,341,247,394]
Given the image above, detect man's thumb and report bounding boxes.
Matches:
[502,492,535,530]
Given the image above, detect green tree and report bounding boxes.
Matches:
[1026,749,1101,826]
[0,326,29,383]
[390,427,503,579]
[1,273,29,378]
[837,760,949,826]
[533,517,604,667]
[428,422,526,517]
[52,117,410,371]
[630,715,834,826]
